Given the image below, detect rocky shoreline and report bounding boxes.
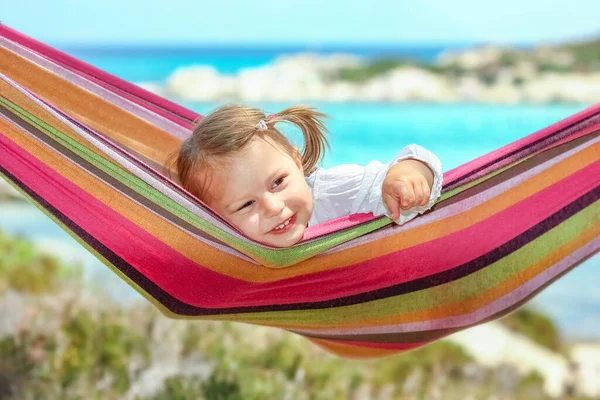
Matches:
[141,43,600,105]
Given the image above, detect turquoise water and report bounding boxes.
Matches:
[0,48,597,338]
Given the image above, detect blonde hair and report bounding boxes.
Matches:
[172,104,329,203]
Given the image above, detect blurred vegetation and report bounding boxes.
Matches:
[339,59,424,82]
[0,230,82,294]
[499,308,562,352]
[337,58,451,82]
[0,228,588,399]
[0,230,150,398]
[336,38,600,83]
[564,39,600,70]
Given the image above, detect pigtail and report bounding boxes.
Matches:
[269,106,329,175]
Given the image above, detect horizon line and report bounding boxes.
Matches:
[55,41,540,50]
[51,35,600,51]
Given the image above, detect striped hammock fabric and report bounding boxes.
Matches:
[1,24,599,358]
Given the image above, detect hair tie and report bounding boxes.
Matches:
[255,119,268,131]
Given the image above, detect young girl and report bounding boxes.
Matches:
[174,105,443,248]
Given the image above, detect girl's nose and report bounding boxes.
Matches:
[263,194,284,217]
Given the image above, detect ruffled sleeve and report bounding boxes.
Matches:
[305,144,443,226]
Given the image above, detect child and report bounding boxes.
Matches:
[174,105,443,248]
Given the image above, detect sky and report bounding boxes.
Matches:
[2,0,600,46]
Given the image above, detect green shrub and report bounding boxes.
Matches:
[0,230,81,294]
[500,307,562,351]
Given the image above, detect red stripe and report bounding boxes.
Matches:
[327,339,431,350]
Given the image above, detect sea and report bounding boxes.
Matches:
[0,45,598,339]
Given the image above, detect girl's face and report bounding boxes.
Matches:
[208,136,313,247]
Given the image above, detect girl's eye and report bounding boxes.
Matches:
[272,176,285,189]
[237,200,254,211]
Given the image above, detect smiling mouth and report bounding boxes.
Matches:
[269,214,296,234]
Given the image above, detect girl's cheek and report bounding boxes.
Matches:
[246,214,261,233]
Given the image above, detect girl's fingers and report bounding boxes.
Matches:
[384,175,433,222]
[395,180,414,210]
[394,180,414,210]
[383,192,400,221]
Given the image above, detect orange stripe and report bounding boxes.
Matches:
[0,46,181,168]
[306,337,406,358]
[0,79,120,166]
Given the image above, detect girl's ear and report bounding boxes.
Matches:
[293,146,302,169]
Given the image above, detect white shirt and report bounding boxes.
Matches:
[305,144,443,227]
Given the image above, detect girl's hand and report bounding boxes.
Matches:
[382,159,435,221]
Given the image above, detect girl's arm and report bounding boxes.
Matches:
[306,144,442,226]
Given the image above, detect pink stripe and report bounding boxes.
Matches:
[0,24,199,126]
[81,76,195,128]
[302,212,374,240]
[542,123,600,151]
[443,104,600,186]
[444,121,600,192]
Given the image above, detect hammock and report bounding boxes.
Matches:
[1,24,598,358]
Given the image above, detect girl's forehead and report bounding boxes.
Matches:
[246,135,289,155]
[233,137,293,166]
